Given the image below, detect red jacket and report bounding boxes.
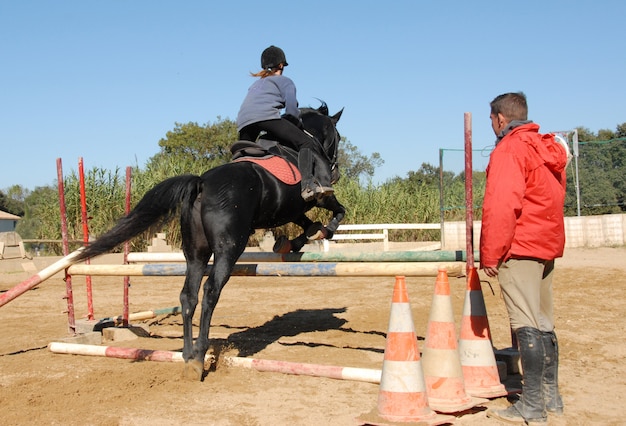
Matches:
[480,123,568,268]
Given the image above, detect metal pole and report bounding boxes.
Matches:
[78,158,94,320]
[123,167,132,327]
[464,113,474,269]
[572,129,581,216]
[56,158,76,334]
[438,148,445,249]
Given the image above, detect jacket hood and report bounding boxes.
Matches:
[509,123,570,174]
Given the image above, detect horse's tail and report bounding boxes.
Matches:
[74,174,203,262]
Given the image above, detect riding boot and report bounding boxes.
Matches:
[488,327,547,425]
[312,150,334,196]
[298,148,333,201]
[543,330,564,415]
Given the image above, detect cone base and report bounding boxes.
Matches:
[356,408,454,425]
[428,395,489,414]
[465,384,508,399]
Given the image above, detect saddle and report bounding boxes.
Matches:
[230,140,301,185]
[230,140,273,160]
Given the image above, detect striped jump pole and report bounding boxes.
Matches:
[48,341,212,363]
[48,342,381,384]
[67,261,463,277]
[225,356,381,384]
[99,306,182,326]
[126,250,478,264]
[0,249,84,308]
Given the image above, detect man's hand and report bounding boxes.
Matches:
[483,266,499,277]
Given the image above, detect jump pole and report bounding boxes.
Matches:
[126,250,479,264]
[0,249,83,308]
[100,306,182,325]
[48,341,211,363]
[224,356,381,384]
[48,342,382,384]
[67,261,464,277]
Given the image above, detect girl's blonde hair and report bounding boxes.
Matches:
[250,68,279,78]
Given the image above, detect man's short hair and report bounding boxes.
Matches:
[490,92,528,121]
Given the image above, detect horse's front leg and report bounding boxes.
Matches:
[315,194,346,239]
[272,215,315,253]
[272,196,346,253]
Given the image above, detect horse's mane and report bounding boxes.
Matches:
[301,100,329,117]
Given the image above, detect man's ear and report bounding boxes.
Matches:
[497,113,508,128]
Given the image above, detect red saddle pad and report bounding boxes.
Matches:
[233,156,301,185]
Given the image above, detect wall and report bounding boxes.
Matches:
[0,220,17,233]
[442,213,626,250]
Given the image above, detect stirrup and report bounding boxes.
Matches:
[301,186,316,202]
[301,180,333,202]
[313,185,334,199]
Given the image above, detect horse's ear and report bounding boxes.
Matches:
[331,108,344,123]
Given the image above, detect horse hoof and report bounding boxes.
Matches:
[181,360,204,381]
[306,222,328,241]
[273,236,292,254]
[308,229,326,240]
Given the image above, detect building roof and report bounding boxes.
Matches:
[0,210,21,220]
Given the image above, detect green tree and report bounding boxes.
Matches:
[140,117,240,194]
[337,138,383,180]
[565,125,626,215]
[16,186,58,243]
[156,118,237,167]
[0,191,10,213]
[0,185,29,216]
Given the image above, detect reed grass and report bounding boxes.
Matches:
[22,164,483,254]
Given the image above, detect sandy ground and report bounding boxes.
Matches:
[1,245,625,425]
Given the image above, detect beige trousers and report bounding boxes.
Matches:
[497,258,556,332]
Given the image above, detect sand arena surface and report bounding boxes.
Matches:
[1,246,625,425]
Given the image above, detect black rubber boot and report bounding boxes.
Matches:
[298,148,333,201]
[543,330,564,415]
[514,327,548,424]
[487,327,548,425]
[488,327,548,424]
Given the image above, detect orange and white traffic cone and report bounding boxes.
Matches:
[357,276,453,425]
[422,269,488,412]
[458,267,508,398]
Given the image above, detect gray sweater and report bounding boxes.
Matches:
[237,75,301,131]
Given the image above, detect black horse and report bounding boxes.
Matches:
[73,103,346,380]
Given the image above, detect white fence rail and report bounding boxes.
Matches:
[323,223,441,252]
[321,214,626,252]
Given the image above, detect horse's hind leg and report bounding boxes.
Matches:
[185,219,249,379]
[179,196,212,380]
[180,258,208,381]
[191,245,244,373]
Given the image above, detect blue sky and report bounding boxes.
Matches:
[1,1,625,191]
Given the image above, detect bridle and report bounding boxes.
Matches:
[302,111,340,184]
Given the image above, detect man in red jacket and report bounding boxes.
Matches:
[481,92,570,424]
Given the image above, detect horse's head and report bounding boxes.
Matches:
[300,101,343,184]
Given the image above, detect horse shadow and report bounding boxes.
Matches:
[209,307,388,359]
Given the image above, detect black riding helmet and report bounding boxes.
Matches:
[261,45,288,70]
